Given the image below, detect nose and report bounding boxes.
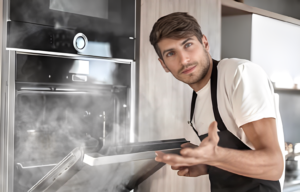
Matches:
[178,50,190,66]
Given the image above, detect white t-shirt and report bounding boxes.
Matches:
[191,58,285,190]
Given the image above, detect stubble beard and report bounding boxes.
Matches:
[178,51,210,85]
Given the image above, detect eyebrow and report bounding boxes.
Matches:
[162,38,193,57]
[181,37,193,46]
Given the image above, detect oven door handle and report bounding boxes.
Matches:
[16,163,57,169]
[16,88,89,95]
[16,87,118,95]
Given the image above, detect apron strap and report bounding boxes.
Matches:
[189,91,200,137]
[189,59,227,137]
[210,60,227,131]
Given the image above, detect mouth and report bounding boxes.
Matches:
[182,66,196,74]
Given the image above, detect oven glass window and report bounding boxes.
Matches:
[13,54,132,191]
[50,0,109,19]
[14,86,129,191]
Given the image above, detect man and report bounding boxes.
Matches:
[150,12,285,192]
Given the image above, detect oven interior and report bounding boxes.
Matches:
[13,54,132,191]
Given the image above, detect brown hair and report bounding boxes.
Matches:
[149,12,203,59]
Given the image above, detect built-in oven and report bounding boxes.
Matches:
[7,0,136,59]
[0,0,186,191]
[1,51,186,192]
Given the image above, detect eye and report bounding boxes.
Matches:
[185,43,192,48]
[166,52,174,57]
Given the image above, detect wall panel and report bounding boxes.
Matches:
[137,0,221,191]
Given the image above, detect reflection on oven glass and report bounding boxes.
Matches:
[80,42,112,57]
[69,60,89,74]
[89,61,116,84]
[50,0,108,19]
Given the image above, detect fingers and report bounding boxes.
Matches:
[208,121,219,145]
[180,147,201,158]
[171,165,189,176]
[181,143,191,148]
[155,151,165,158]
[171,165,180,170]
[181,142,198,149]
[155,152,199,167]
[171,165,186,170]
[155,122,219,168]
[177,168,189,176]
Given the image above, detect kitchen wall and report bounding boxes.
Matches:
[137,0,221,191]
[276,90,300,144]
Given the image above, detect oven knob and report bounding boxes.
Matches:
[73,33,88,52]
[76,37,85,49]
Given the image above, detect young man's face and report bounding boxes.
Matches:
[157,35,211,86]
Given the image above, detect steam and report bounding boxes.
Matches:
[14,56,131,192]
[9,0,141,191]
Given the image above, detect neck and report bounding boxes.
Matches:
[189,57,213,92]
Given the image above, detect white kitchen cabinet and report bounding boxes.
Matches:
[222,14,300,87]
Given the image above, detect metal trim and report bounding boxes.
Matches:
[130,61,136,143]
[16,90,89,95]
[7,48,134,64]
[1,93,7,192]
[0,0,9,190]
[16,163,57,169]
[6,50,15,192]
[134,0,141,142]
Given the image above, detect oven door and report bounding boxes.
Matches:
[14,88,129,191]
[26,139,187,192]
[8,0,136,59]
[1,51,137,192]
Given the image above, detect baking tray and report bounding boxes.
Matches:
[28,138,187,192]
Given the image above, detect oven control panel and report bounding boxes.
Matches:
[7,21,135,59]
[49,31,73,50]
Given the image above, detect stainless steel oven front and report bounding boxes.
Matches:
[2,51,136,192]
[0,0,189,191]
[7,0,136,59]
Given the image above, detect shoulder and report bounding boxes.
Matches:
[218,58,266,76]
[217,59,276,128]
[217,58,269,87]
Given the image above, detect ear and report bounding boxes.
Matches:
[202,35,210,52]
[158,58,170,73]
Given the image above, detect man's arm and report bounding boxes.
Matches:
[212,118,283,180]
[155,118,284,180]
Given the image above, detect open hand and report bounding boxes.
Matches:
[155,121,220,167]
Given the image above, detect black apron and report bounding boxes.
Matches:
[188,60,281,192]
